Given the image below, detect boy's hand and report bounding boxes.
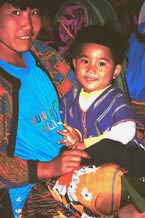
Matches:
[71,141,86,150]
[57,123,81,148]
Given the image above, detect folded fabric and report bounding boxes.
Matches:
[48,163,126,217]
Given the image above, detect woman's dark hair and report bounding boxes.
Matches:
[0,0,46,14]
[69,24,128,65]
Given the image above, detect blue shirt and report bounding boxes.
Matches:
[0,51,64,217]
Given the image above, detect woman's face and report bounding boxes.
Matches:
[0,3,41,55]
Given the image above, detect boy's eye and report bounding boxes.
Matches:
[98,61,105,67]
[81,59,88,64]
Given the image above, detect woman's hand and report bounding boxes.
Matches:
[37,149,90,179]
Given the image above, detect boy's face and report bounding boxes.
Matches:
[0,3,41,56]
[72,43,122,93]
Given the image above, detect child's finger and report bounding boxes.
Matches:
[57,130,67,136]
[57,139,66,144]
[63,123,73,132]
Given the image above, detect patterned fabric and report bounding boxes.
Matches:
[22,181,73,218]
[0,73,29,188]
[131,100,145,141]
[49,164,126,217]
[0,43,78,217]
[0,75,12,149]
[131,100,145,122]
[31,40,78,98]
[60,86,144,146]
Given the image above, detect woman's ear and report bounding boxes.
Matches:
[113,64,122,79]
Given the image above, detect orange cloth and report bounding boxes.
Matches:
[48,164,127,217]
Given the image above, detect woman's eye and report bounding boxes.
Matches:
[32,9,40,15]
[12,9,21,15]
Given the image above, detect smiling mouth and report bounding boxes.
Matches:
[19,36,32,40]
[85,77,98,81]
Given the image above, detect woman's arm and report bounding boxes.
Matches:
[0,150,90,188]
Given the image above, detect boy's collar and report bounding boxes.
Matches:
[81,85,111,99]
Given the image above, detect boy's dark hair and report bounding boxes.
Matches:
[69,24,128,65]
[0,0,46,14]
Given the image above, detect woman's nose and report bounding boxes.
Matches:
[21,13,32,30]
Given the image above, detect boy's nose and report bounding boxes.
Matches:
[88,64,97,73]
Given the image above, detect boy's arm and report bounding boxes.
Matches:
[84,121,136,148]
[57,121,136,149]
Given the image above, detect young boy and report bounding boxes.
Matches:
[58,24,145,152]
[52,24,145,217]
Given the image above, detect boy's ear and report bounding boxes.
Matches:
[72,58,76,69]
[113,64,122,79]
